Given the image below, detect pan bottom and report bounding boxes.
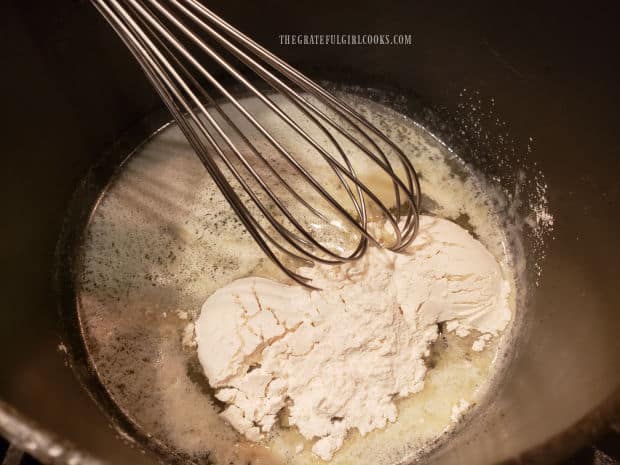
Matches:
[71,89,521,465]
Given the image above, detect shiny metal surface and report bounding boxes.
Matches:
[91,0,421,287]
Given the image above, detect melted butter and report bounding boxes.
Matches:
[76,92,517,465]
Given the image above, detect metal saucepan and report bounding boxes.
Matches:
[1,1,618,464]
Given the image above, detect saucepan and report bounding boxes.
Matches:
[1,1,618,464]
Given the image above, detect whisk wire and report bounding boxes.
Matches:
[179,0,421,239]
[123,0,375,263]
[148,0,416,246]
[93,0,320,286]
[91,0,422,287]
[133,0,382,250]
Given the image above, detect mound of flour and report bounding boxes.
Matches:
[194,216,511,460]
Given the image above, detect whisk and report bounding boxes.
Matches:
[91,0,421,288]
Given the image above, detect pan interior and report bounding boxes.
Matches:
[73,91,522,465]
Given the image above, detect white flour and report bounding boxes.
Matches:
[195,216,511,460]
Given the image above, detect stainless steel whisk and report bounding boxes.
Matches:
[91,0,422,287]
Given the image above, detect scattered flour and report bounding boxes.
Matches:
[472,333,493,352]
[450,399,471,423]
[182,322,197,348]
[195,216,511,460]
